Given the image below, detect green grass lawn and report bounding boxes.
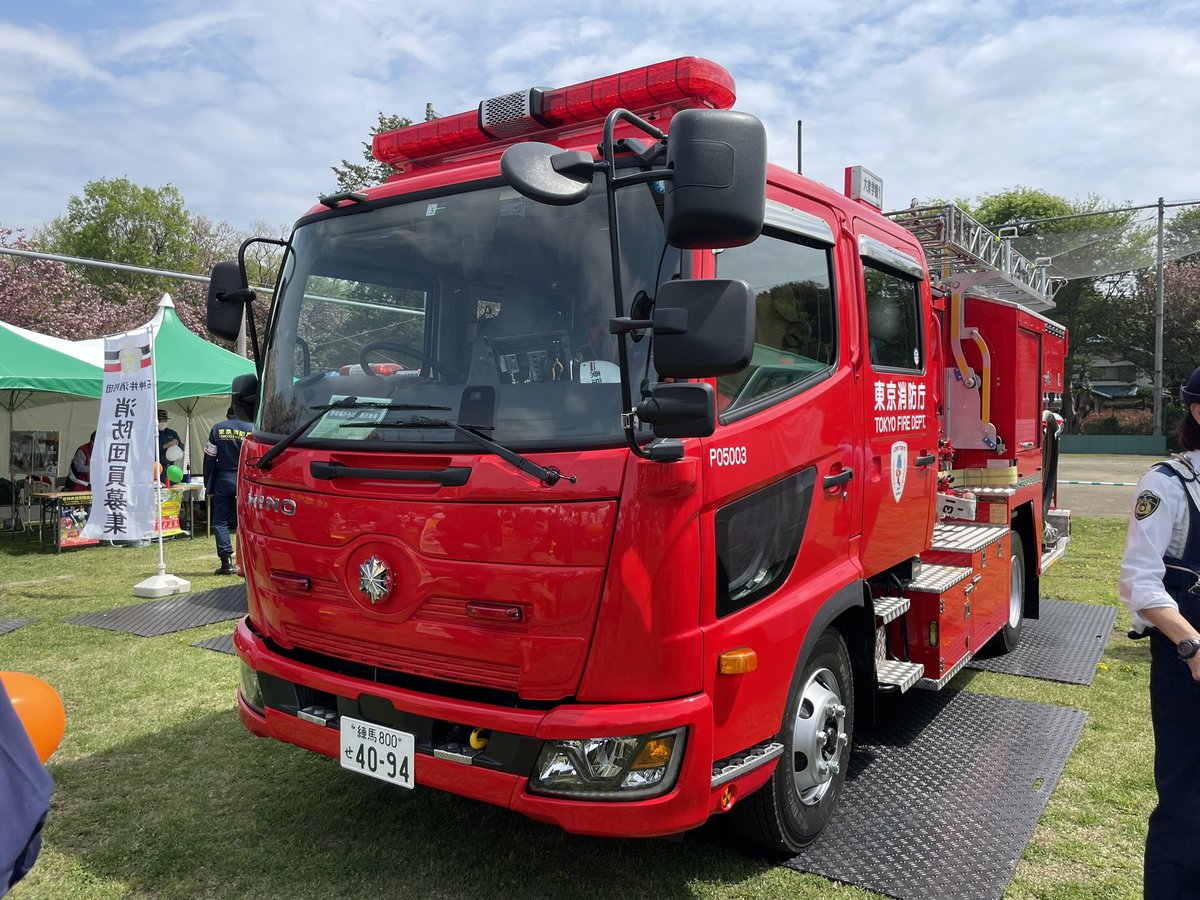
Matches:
[0,518,1151,899]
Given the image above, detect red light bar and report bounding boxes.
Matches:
[538,57,735,127]
[372,56,736,169]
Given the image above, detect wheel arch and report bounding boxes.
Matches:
[791,579,874,728]
[1011,501,1040,619]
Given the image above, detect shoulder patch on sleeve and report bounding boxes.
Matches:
[1134,490,1161,520]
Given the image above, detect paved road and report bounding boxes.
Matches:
[1055,454,1160,518]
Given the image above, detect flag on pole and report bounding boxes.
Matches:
[82,327,158,541]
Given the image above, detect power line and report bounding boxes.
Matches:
[998,198,1200,228]
[0,245,275,293]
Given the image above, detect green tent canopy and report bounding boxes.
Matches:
[0,320,103,398]
[74,294,254,401]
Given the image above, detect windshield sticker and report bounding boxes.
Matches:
[308,395,391,440]
[874,378,927,434]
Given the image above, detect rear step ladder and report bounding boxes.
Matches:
[873,595,924,693]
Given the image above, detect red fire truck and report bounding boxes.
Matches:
[207,56,1070,853]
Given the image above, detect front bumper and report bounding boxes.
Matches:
[233,617,725,837]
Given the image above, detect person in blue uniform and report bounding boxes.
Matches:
[203,404,253,576]
[1118,365,1200,899]
[0,679,52,894]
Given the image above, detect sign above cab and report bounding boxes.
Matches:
[845,165,884,210]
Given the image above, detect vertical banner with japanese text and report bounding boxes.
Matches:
[82,328,158,541]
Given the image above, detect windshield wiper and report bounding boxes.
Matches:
[360,415,576,486]
[255,398,451,471]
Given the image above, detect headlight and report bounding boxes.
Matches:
[239,659,265,713]
[528,728,686,800]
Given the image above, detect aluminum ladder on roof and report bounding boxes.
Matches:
[884,203,1064,312]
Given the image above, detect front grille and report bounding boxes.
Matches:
[287,624,521,692]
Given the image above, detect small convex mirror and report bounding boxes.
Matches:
[500,143,595,206]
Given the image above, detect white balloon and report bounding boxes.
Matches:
[165,445,184,462]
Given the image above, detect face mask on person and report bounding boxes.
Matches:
[157,422,167,432]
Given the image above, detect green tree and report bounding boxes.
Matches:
[331,112,412,192]
[39,177,202,300]
[1166,205,1200,264]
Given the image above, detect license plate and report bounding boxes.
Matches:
[339,716,415,790]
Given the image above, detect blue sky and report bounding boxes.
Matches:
[3,0,1199,240]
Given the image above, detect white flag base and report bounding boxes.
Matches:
[133,565,192,598]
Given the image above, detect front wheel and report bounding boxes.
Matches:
[730,627,854,854]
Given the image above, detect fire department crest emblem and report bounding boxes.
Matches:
[358,555,391,604]
[890,441,908,503]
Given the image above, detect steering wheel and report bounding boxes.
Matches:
[358,341,454,381]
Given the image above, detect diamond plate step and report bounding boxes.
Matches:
[930,522,1009,553]
[907,564,971,594]
[711,741,784,788]
[873,596,910,625]
[876,659,924,694]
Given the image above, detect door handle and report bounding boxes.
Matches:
[914,454,936,468]
[823,468,854,489]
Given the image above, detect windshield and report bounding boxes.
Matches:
[259,179,678,450]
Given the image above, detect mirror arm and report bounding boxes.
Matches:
[600,108,677,462]
[610,168,673,189]
[234,236,287,375]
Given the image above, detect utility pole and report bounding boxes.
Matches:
[1154,197,1165,435]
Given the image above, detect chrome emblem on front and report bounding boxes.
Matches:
[358,555,391,604]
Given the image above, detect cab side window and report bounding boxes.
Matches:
[864,264,922,372]
[714,232,836,413]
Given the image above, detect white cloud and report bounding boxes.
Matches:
[1,0,1199,243]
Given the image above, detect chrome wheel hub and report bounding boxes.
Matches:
[791,666,847,806]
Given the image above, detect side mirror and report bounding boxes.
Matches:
[636,383,716,438]
[500,142,595,206]
[207,261,248,342]
[652,279,755,378]
[664,108,767,249]
[231,372,260,422]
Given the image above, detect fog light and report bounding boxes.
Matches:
[529,728,686,800]
[239,659,265,713]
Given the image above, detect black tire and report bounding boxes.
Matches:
[989,531,1026,654]
[730,628,854,854]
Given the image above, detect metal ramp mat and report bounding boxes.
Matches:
[968,598,1117,685]
[784,690,1087,900]
[0,617,35,636]
[192,633,235,655]
[65,585,247,637]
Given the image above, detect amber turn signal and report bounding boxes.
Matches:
[718,647,758,675]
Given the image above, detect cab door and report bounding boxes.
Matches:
[852,218,938,577]
[698,199,860,760]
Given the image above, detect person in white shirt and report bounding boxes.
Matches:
[1118,365,1200,899]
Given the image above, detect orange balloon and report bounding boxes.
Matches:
[153,461,163,478]
[1,672,66,763]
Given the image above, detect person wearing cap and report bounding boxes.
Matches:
[157,410,182,484]
[1118,365,1200,898]
[203,403,253,576]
